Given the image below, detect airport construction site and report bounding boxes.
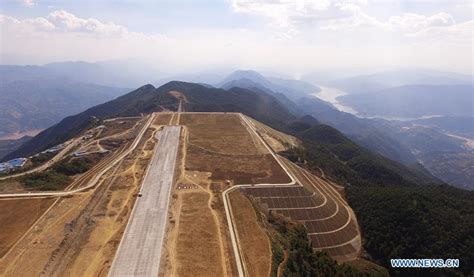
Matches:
[0,104,363,276]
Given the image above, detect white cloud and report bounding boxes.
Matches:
[231,0,470,40]
[1,14,55,33]
[46,10,127,37]
[0,9,472,75]
[1,10,131,37]
[320,5,386,30]
[408,19,474,41]
[231,0,368,29]
[322,10,471,41]
[0,10,171,65]
[388,12,455,32]
[0,10,169,40]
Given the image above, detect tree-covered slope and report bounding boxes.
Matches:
[347,184,473,276]
[0,78,128,137]
[284,121,438,187]
[281,117,472,276]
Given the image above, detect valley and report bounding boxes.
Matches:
[0,129,43,141]
[311,86,357,114]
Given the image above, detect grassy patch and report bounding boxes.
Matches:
[20,170,70,191]
[19,156,95,191]
[31,151,57,166]
[267,213,387,277]
[53,158,92,175]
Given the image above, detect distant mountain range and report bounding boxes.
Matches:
[0,61,162,88]
[2,65,472,189]
[0,136,31,160]
[5,80,437,188]
[217,71,420,165]
[324,68,473,94]
[0,78,128,138]
[221,70,474,189]
[4,81,295,160]
[218,70,321,102]
[339,84,474,118]
[0,61,166,141]
[409,116,474,137]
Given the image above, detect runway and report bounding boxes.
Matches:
[109,125,181,277]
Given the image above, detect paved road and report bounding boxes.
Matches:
[222,114,297,277]
[109,125,181,277]
[0,137,80,181]
[0,114,155,199]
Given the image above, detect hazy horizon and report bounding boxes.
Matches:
[1,0,473,76]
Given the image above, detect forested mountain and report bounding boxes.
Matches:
[282,117,472,276]
[218,70,421,166]
[217,71,473,189]
[7,80,438,188]
[326,69,473,94]
[6,80,439,189]
[218,70,320,102]
[4,81,296,160]
[297,97,419,165]
[0,62,161,88]
[0,136,31,160]
[0,78,128,138]
[347,184,473,276]
[409,116,474,137]
[339,84,474,118]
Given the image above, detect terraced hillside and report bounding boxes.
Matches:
[243,158,361,262]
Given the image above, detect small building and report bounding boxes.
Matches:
[41,144,65,154]
[9,158,27,168]
[0,157,27,173]
[72,151,87,157]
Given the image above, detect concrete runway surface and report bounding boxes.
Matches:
[109,126,181,277]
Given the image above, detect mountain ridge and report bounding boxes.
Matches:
[0,78,129,138]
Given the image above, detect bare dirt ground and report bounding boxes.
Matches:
[168,91,188,104]
[172,191,227,276]
[180,113,267,155]
[0,179,25,193]
[248,117,300,152]
[181,113,290,185]
[0,122,158,276]
[229,190,272,277]
[95,118,140,139]
[0,198,55,258]
[160,113,299,276]
[153,113,173,126]
[160,117,236,277]
[0,113,327,276]
[186,146,289,184]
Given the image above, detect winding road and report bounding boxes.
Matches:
[0,114,155,199]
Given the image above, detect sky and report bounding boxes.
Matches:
[0,0,473,76]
